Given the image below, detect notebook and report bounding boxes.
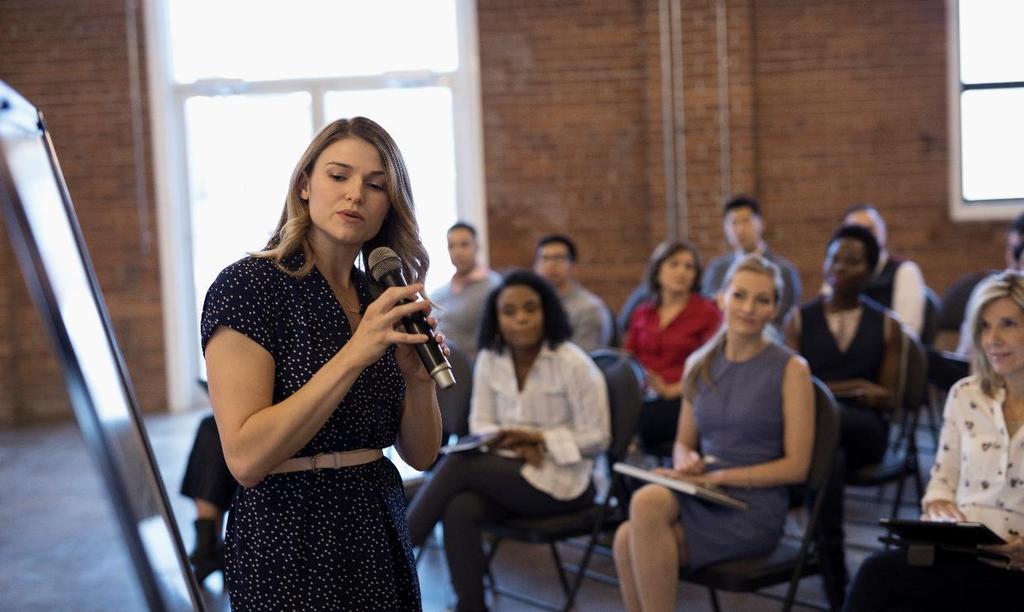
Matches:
[613,462,749,511]
[439,432,500,455]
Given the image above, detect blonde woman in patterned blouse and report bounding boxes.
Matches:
[845,270,1024,612]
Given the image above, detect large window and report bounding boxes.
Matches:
[950,1,1024,219]
[146,0,486,410]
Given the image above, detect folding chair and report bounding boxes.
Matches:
[678,378,840,612]
[438,343,474,442]
[846,331,927,521]
[480,348,644,611]
[406,343,474,504]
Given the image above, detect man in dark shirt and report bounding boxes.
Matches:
[702,196,802,331]
[843,204,927,337]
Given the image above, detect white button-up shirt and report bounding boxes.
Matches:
[470,342,610,500]
[922,376,1024,541]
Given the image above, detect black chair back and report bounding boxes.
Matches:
[589,348,645,463]
[806,378,841,496]
[901,333,929,419]
[921,287,941,346]
[437,343,473,439]
[936,270,991,332]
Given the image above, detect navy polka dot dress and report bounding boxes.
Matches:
[201,253,421,611]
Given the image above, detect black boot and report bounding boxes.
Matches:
[817,452,849,611]
[820,535,849,611]
[189,518,224,583]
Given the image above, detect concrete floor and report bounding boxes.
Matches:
[0,408,931,611]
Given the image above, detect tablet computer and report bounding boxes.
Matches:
[880,518,1006,547]
[613,462,749,511]
[439,432,500,455]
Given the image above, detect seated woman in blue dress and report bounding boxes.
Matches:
[406,270,610,612]
[613,254,815,611]
[844,271,1024,612]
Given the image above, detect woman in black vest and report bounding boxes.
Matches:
[783,224,902,607]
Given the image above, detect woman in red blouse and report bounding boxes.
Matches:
[626,240,723,454]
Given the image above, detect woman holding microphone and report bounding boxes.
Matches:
[203,117,443,610]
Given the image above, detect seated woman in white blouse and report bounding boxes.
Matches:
[845,270,1024,612]
[406,269,610,612]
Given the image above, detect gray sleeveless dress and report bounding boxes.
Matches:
[678,342,793,569]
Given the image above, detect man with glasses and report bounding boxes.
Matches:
[534,234,614,350]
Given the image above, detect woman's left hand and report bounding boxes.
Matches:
[394,313,450,385]
[981,536,1024,571]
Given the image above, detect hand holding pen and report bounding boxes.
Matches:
[674,450,718,475]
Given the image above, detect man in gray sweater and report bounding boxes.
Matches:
[534,234,614,351]
[431,222,501,359]
[703,196,801,332]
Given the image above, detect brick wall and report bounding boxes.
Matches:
[0,0,1014,426]
[477,0,655,307]
[477,0,1011,313]
[0,0,164,426]
[749,0,1007,295]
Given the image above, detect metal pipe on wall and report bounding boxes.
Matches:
[659,0,677,241]
[670,0,687,240]
[716,0,732,204]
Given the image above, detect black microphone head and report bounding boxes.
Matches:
[368,246,404,282]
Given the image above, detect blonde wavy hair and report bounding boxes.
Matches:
[682,254,782,400]
[254,117,428,284]
[963,270,1024,397]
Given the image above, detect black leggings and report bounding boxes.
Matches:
[180,415,237,512]
[817,402,891,606]
[844,548,1024,611]
[406,452,593,611]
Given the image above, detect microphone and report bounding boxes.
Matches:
[368,247,456,389]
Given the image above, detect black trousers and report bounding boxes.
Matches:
[180,415,238,512]
[406,452,593,612]
[844,548,1024,612]
[818,402,890,608]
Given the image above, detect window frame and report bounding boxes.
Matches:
[948,0,1024,221]
[144,0,488,411]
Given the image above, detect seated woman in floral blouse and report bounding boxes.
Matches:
[844,270,1024,612]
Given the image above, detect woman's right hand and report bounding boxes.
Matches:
[922,499,967,522]
[645,370,682,400]
[345,284,432,368]
[674,449,706,475]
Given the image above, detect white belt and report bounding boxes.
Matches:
[270,448,383,474]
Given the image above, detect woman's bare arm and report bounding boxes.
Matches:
[207,284,432,487]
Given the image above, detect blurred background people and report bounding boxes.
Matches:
[432,221,501,359]
[613,254,814,612]
[844,270,1024,612]
[625,240,722,455]
[785,224,903,607]
[180,414,237,582]
[533,234,615,351]
[703,196,802,334]
[843,204,927,337]
[406,270,609,612]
